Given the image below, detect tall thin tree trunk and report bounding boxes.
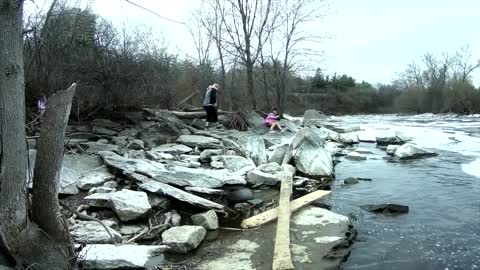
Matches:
[230,59,239,111]
[260,52,270,110]
[218,48,229,110]
[0,2,76,269]
[246,62,256,110]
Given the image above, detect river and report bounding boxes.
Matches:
[324,114,480,270]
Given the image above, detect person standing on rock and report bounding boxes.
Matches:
[203,83,220,129]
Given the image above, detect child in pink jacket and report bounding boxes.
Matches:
[265,107,284,133]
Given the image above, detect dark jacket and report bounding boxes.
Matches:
[203,88,217,107]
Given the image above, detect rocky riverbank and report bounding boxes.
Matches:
[1,109,437,270]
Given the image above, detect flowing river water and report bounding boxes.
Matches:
[325,114,480,270]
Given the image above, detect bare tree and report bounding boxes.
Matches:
[0,1,76,268]
[268,0,327,112]
[198,0,233,109]
[187,13,214,100]
[396,61,426,89]
[454,45,480,82]
[187,14,213,67]
[217,0,277,110]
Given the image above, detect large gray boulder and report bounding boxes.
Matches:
[139,124,180,148]
[393,143,438,159]
[122,149,146,159]
[246,111,266,128]
[111,136,130,148]
[221,138,243,155]
[247,170,279,186]
[311,127,339,141]
[28,151,104,194]
[99,151,246,188]
[287,128,333,179]
[191,210,219,230]
[268,144,290,165]
[85,189,151,222]
[199,149,223,162]
[78,244,168,269]
[246,163,294,186]
[70,221,122,244]
[219,155,256,175]
[386,144,400,155]
[324,141,342,156]
[162,226,207,254]
[177,135,222,149]
[302,110,327,127]
[335,132,359,144]
[109,190,151,222]
[376,132,410,145]
[237,135,267,166]
[76,166,115,190]
[126,139,144,150]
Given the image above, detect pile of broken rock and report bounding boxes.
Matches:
[22,109,360,269]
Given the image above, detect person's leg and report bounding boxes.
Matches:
[276,122,283,131]
[269,122,278,133]
[204,106,211,128]
[212,107,219,128]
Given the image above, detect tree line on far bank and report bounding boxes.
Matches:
[23,2,480,119]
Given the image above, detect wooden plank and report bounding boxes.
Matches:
[272,173,294,270]
[240,190,331,229]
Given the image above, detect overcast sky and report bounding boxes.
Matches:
[27,0,480,86]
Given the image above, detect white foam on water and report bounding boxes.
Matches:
[462,158,480,178]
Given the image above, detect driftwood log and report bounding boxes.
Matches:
[240,190,331,228]
[157,109,232,119]
[272,172,294,270]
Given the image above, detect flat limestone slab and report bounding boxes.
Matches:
[99,151,246,188]
[78,244,168,269]
[140,180,225,212]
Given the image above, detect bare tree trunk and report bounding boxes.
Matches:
[0,2,76,269]
[32,84,77,262]
[230,59,239,111]
[218,49,229,110]
[260,51,270,110]
[0,0,29,262]
[246,62,256,110]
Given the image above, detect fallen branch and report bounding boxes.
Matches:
[174,92,197,110]
[59,200,115,241]
[126,224,169,244]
